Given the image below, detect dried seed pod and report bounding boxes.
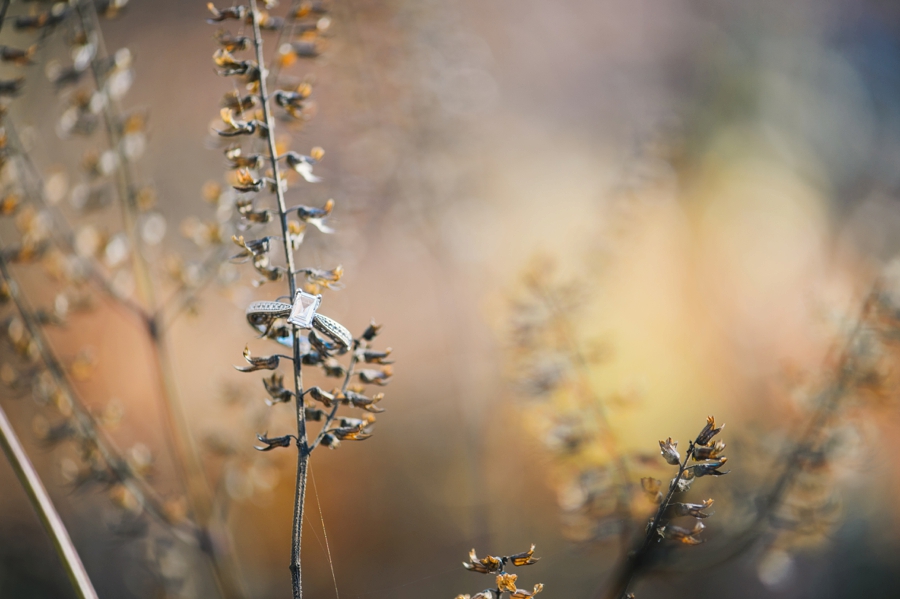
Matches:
[207,3,247,23]
[659,437,680,465]
[254,433,294,451]
[235,345,283,372]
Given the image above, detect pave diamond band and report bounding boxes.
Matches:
[246,292,351,351]
[310,314,352,350]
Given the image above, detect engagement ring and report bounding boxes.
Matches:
[246,291,352,350]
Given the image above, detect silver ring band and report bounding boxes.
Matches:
[246,300,351,350]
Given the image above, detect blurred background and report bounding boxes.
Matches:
[2,0,900,597]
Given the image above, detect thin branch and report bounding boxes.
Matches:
[248,3,310,597]
[0,402,99,599]
[308,342,360,452]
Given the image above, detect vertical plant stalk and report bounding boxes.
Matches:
[0,403,99,599]
[248,2,309,596]
[71,6,244,597]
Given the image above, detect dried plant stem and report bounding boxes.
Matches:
[601,439,697,599]
[73,6,244,596]
[5,121,150,324]
[0,403,99,599]
[248,2,309,596]
[0,239,196,540]
[309,351,359,452]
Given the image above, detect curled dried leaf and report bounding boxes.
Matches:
[255,432,294,451]
[235,345,282,372]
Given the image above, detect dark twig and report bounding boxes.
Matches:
[0,402,99,599]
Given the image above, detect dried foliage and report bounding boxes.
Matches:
[456,545,544,599]
[206,1,393,597]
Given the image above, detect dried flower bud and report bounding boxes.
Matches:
[235,345,282,372]
[306,386,335,407]
[305,407,326,421]
[358,366,393,386]
[511,584,544,598]
[693,439,726,460]
[696,415,724,446]
[254,433,294,451]
[689,457,729,477]
[214,30,250,52]
[344,391,385,413]
[658,521,705,544]
[641,477,663,503]
[659,437,680,465]
[361,321,382,341]
[359,348,393,364]
[666,499,714,518]
[464,549,502,574]
[329,423,372,441]
[263,373,293,404]
[207,3,247,23]
[508,545,539,567]
[496,573,518,593]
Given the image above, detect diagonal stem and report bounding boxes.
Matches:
[0,402,99,599]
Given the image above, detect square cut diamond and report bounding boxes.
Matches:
[287,291,321,328]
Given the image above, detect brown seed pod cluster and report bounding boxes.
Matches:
[456,545,544,599]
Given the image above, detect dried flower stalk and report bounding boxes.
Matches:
[456,545,544,599]
[209,1,393,597]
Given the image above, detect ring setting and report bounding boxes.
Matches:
[246,291,352,351]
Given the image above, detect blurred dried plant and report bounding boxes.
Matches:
[0,0,360,597]
[507,237,900,596]
[455,545,544,599]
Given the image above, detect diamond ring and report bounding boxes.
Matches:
[246,291,352,351]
